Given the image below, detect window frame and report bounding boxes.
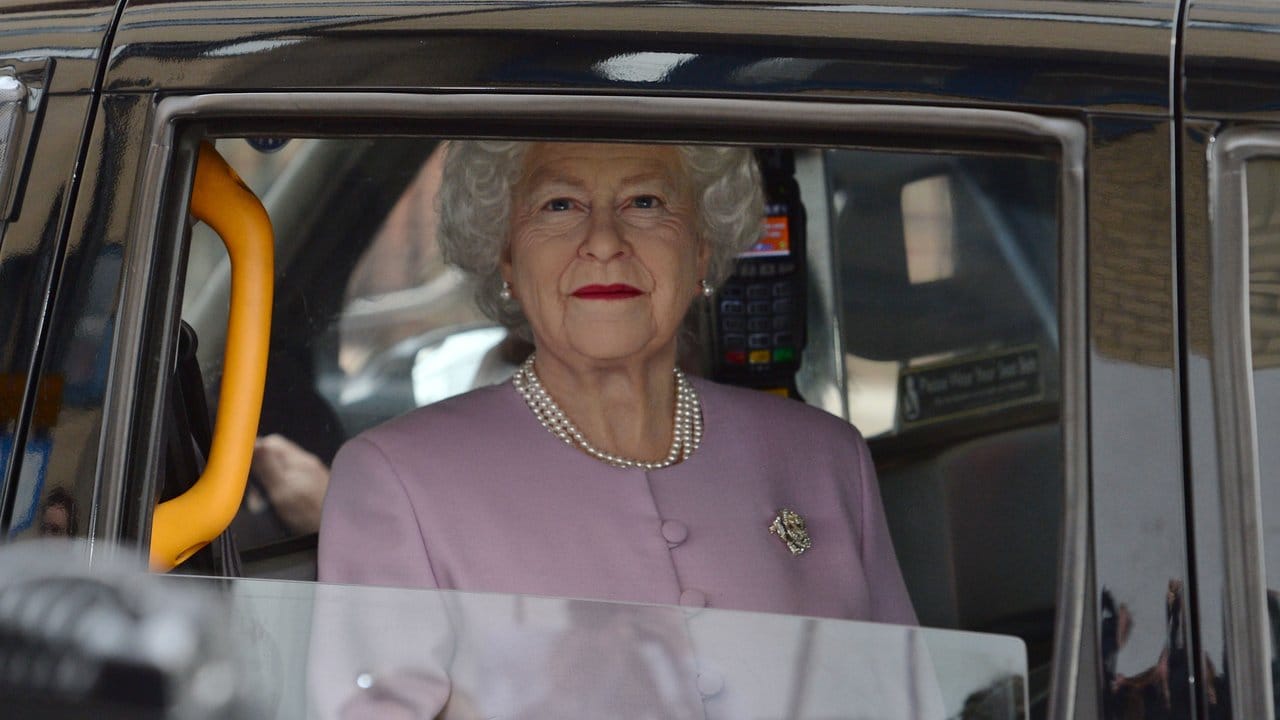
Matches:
[104,91,1089,719]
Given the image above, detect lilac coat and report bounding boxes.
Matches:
[318,377,916,624]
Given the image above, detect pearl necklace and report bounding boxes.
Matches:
[512,354,703,470]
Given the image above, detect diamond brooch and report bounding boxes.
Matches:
[769,508,811,556]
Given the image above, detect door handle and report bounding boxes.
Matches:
[151,142,273,571]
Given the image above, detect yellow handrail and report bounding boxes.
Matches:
[150,142,274,571]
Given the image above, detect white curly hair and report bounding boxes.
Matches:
[437,141,764,337]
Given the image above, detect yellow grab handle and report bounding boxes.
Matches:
[150,142,274,571]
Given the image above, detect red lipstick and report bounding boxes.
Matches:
[572,284,643,300]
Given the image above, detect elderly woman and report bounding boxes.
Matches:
[318,142,915,624]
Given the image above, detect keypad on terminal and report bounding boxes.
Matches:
[719,267,800,370]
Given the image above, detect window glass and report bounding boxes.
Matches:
[827,150,1060,438]
[1243,156,1280,720]
[219,577,1026,719]
[178,138,492,576]
[182,138,311,316]
[902,174,956,285]
[162,135,1062,719]
[1246,158,1280,593]
[827,149,1061,716]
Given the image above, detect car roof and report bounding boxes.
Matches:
[101,0,1179,115]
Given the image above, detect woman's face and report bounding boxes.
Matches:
[503,143,708,365]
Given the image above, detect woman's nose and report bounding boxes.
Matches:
[579,209,629,260]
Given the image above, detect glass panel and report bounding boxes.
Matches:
[829,150,1061,716]
[1248,158,1280,601]
[902,174,956,285]
[0,531,1029,719]
[158,139,1061,720]
[235,578,1029,718]
[1244,154,1280,720]
[174,139,494,578]
[827,150,1060,439]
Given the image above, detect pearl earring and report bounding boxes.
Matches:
[499,281,512,302]
[700,279,714,298]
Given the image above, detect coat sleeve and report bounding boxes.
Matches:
[318,435,439,589]
[851,430,919,626]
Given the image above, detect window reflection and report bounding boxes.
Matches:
[902,174,956,285]
[1244,157,1280,720]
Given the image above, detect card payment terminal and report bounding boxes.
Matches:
[710,149,806,397]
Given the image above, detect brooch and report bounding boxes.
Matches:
[769,508,811,556]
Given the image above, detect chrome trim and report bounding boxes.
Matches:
[1049,107,1088,720]
[94,110,184,557]
[111,93,1088,718]
[1207,127,1280,720]
[0,74,29,221]
[146,93,1085,145]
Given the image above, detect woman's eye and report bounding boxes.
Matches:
[631,195,662,210]
[544,198,574,212]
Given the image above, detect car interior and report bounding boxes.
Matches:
[159,133,1064,716]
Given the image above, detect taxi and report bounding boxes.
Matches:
[1,0,1278,718]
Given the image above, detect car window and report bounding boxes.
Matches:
[825,150,1059,438]
[178,138,498,573]
[77,104,1080,720]
[824,148,1061,713]
[1247,157,1280,592]
[158,132,1064,711]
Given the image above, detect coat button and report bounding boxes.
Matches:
[697,669,724,698]
[661,520,689,546]
[679,588,707,607]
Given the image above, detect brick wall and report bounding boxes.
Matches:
[1090,127,1175,367]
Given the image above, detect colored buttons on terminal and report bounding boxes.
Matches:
[773,346,796,363]
[724,350,747,365]
[679,588,708,607]
[662,520,689,547]
[749,349,771,364]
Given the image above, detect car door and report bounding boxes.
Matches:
[0,0,121,539]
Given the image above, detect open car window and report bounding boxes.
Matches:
[154,130,1065,718]
[180,138,1060,449]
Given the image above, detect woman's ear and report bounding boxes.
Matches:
[696,237,713,286]
[500,241,514,284]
